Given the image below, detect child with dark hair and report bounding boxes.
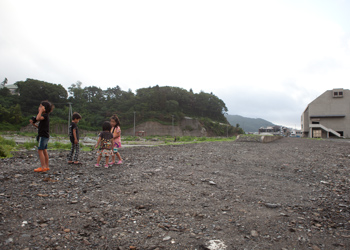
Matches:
[29,100,54,172]
[67,112,82,165]
[94,121,114,168]
[109,114,123,165]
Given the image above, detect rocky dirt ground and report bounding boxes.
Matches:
[1,137,350,250]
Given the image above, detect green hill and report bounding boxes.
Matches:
[225,114,275,132]
[1,79,235,136]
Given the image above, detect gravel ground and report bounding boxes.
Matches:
[1,137,350,250]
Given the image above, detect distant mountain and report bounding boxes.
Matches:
[225,114,275,132]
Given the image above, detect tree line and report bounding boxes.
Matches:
[0,78,243,135]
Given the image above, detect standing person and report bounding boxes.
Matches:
[109,114,123,165]
[67,112,82,165]
[29,100,54,172]
[94,121,114,168]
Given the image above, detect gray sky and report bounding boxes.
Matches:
[1,0,350,128]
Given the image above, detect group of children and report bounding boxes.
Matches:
[30,100,123,172]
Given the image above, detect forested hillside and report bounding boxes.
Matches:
[0,78,240,135]
[225,114,275,132]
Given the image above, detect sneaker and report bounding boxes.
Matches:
[108,162,115,165]
[43,167,50,172]
[104,164,109,168]
[34,167,44,172]
[117,160,123,165]
[94,164,100,167]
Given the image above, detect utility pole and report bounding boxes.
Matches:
[172,115,174,137]
[134,111,136,136]
[68,102,72,134]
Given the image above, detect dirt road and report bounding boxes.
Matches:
[1,138,350,249]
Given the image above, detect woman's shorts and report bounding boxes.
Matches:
[38,136,49,150]
[97,149,113,157]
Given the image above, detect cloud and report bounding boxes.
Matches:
[1,0,350,129]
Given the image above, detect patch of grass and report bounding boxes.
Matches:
[197,137,208,141]
[0,145,14,158]
[0,136,16,158]
[123,135,237,145]
[0,122,21,131]
[0,134,237,158]
[81,145,94,152]
[49,142,92,151]
[123,136,140,141]
[0,136,16,147]
[177,136,196,142]
[16,131,38,137]
[18,140,93,152]
[49,141,72,150]
[19,141,38,150]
